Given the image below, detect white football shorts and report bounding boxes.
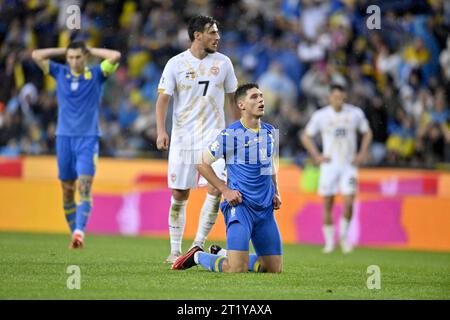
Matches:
[318,163,358,196]
[167,147,226,190]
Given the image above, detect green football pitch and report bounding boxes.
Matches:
[0,232,449,300]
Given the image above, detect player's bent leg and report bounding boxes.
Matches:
[166,189,190,263]
[222,250,248,273]
[340,194,355,254]
[71,136,98,248]
[208,245,260,272]
[222,221,251,272]
[172,248,248,273]
[192,183,221,249]
[251,211,283,273]
[258,255,283,273]
[72,175,93,249]
[75,175,93,232]
[61,180,77,233]
[319,165,338,253]
[342,194,355,221]
[174,212,252,272]
[56,136,78,235]
[323,195,334,225]
[322,195,335,253]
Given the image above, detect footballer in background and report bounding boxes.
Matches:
[302,84,372,254]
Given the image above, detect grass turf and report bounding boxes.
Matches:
[0,232,449,299]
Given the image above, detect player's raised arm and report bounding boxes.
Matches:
[88,48,121,77]
[88,47,121,64]
[155,93,171,151]
[196,149,242,206]
[31,47,66,74]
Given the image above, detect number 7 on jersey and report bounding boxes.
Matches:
[199,81,209,96]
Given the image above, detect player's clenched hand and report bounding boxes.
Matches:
[223,188,242,207]
[156,132,170,151]
[273,193,282,210]
[313,154,331,165]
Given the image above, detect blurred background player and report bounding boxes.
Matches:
[172,83,283,273]
[301,84,372,254]
[155,15,238,263]
[31,41,120,249]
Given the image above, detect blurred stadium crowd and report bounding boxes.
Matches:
[0,0,449,168]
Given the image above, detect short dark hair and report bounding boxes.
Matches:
[330,83,346,92]
[66,41,88,54]
[234,83,259,102]
[187,15,218,41]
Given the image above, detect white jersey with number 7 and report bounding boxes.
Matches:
[158,49,238,151]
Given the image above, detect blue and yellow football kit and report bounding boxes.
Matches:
[48,59,117,233]
[49,61,106,180]
[207,119,282,257]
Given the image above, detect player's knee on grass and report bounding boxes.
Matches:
[228,264,248,273]
[225,250,249,273]
[225,220,252,272]
[259,256,283,273]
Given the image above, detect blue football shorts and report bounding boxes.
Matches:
[221,202,282,256]
[56,136,99,181]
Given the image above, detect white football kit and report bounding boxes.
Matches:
[158,49,238,189]
[305,104,369,196]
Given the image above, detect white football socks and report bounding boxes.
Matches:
[322,224,334,248]
[339,217,350,242]
[194,251,200,264]
[216,248,227,256]
[192,193,220,248]
[169,196,187,254]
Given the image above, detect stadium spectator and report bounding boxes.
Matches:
[416,88,449,164]
[364,95,389,165]
[258,61,297,115]
[386,109,416,165]
[0,0,449,169]
[440,36,450,82]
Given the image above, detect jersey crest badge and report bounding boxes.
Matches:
[84,70,92,80]
[70,80,79,91]
[210,66,219,76]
